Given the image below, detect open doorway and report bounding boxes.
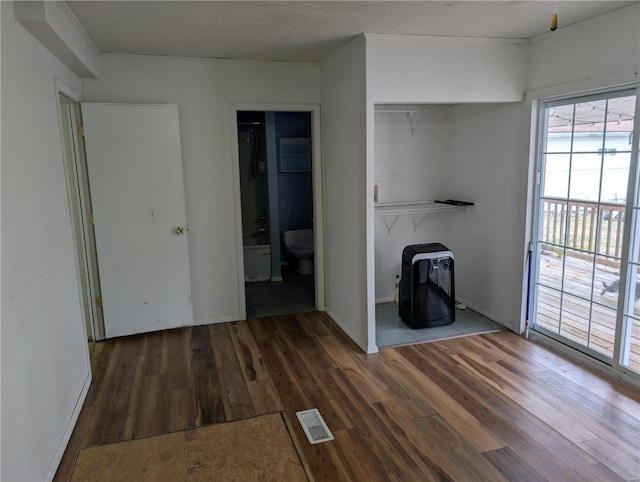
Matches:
[236,110,317,319]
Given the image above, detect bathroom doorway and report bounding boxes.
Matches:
[236,110,319,319]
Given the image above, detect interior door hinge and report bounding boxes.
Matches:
[77,124,85,137]
[96,296,103,309]
[88,213,94,225]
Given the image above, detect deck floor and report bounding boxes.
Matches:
[535,251,640,373]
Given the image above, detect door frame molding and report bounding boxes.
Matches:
[230,103,325,319]
[48,77,94,480]
[54,79,104,341]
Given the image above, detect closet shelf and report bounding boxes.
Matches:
[374,201,468,216]
[375,201,470,233]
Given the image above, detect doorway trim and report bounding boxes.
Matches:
[48,78,95,481]
[230,103,325,319]
[54,79,105,341]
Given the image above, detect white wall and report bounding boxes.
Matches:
[446,103,530,329]
[1,3,91,480]
[368,7,639,336]
[439,4,640,333]
[374,108,450,204]
[374,107,450,302]
[84,54,320,325]
[366,34,530,341]
[367,34,529,104]
[372,102,530,330]
[320,36,371,351]
[518,2,640,332]
[528,4,640,94]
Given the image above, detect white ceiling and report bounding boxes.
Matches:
[66,1,637,62]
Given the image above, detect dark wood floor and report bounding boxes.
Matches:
[56,311,640,481]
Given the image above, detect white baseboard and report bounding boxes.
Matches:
[375,296,395,304]
[455,297,515,332]
[324,308,376,353]
[46,372,92,481]
[193,314,243,326]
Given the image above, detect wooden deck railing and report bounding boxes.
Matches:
[541,197,625,263]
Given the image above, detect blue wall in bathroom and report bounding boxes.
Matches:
[274,112,313,232]
[263,111,313,278]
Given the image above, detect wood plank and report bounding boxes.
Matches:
[246,378,283,415]
[308,369,356,432]
[246,317,280,343]
[254,335,314,413]
[99,342,141,443]
[548,366,640,416]
[131,374,160,437]
[413,415,508,481]
[578,438,640,480]
[350,350,437,419]
[191,346,225,425]
[575,462,627,481]
[335,429,398,482]
[483,446,553,482]
[316,334,360,371]
[323,369,424,477]
[476,333,548,373]
[371,400,457,481]
[399,343,595,476]
[453,350,598,444]
[82,341,121,410]
[298,428,352,482]
[163,329,192,390]
[121,356,145,439]
[388,352,505,452]
[431,335,504,362]
[528,369,640,444]
[492,365,639,460]
[208,324,256,421]
[168,388,196,432]
[229,321,271,382]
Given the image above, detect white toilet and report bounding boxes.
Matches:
[283,229,314,275]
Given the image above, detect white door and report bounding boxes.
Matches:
[82,103,192,338]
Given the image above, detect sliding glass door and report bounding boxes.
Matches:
[618,93,640,372]
[532,87,640,378]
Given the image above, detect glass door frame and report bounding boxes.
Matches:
[530,84,640,380]
[613,91,640,373]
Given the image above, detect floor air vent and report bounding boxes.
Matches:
[296,408,334,444]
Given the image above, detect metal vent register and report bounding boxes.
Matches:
[296,408,334,444]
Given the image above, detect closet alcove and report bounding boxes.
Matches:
[373,103,505,348]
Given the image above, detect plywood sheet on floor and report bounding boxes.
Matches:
[70,413,307,481]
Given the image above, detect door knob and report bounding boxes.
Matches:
[176,227,185,235]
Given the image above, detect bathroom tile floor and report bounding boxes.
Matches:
[245,266,316,319]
